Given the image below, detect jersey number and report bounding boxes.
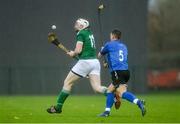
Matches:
[89,35,96,48]
[119,50,124,61]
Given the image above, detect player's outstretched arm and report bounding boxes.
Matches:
[67,42,83,57]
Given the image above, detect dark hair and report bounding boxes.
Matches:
[111,29,121,39]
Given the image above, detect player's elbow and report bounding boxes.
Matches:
[75,43,83,54]
[75,42,83,54]
[75,48,82,54]
[98,52,102,58]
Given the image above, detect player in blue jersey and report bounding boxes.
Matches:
[98,29,146,117]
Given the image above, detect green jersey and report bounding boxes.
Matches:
[76,29,97,59]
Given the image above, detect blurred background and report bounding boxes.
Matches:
[0,0,179,95]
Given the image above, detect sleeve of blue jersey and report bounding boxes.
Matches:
[100,43,109,55]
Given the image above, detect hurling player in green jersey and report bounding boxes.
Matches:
[47,18,107,114]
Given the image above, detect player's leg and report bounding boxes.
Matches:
[114,90,121,109]
[117,84,146,116]
[88,59,107,95]
[47,71,80,113]
[114,70,135,105]
[99,84,115,117]
[89,74,107,95]
[47,60,88,114]
[116,70,146,116]
[54,59,104,113]
[56,71,80,110]
[99,70,125,117]
[110,71,124,110]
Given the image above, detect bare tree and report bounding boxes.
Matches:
[148,0,180,69]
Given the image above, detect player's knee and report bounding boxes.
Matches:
[118,85,127,97]
[92,86,101,93]
[63,80,73,91]
[93,86,106,94]
[93,88,99,93]
[119,90,125,97]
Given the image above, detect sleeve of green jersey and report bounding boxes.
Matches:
[76,33,84,43]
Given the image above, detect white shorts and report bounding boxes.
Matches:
[71,59,101,77]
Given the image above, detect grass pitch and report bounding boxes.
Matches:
[0,92,180,123]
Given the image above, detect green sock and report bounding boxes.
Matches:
[55,89,70,111]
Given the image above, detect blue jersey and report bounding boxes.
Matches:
[100,40,128,72]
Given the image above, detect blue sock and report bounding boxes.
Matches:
[105,93,114,111]
[122,91,137,103]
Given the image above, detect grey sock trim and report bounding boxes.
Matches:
[62,89,70,94]
[102,87,108,96]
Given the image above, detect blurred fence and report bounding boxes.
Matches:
[0,65,147,95]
